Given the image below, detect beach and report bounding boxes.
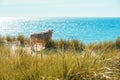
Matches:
[0,18,120,80]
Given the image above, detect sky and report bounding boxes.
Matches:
[0,0,120,17]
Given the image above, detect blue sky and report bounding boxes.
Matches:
[0,0,120,17]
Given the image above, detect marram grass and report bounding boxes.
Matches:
[0,45,120,80]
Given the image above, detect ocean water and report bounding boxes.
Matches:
[0,18,120,43]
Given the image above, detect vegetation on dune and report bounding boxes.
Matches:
[6,35,13,43]
[46,39,85,52]
[87,38,120,52]
[17,34,26,45]
[115,37,120,49]
[0,46,120,80]
[0,35,120,80]
[0,34,120,51]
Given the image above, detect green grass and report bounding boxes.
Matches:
[0,45,120,80]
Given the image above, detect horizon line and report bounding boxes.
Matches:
[0,16,120,18]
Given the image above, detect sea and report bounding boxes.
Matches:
[0,17,120,43]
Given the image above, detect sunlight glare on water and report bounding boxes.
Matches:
[0,17,120,43]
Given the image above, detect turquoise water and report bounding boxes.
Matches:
[0,18,120,43]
